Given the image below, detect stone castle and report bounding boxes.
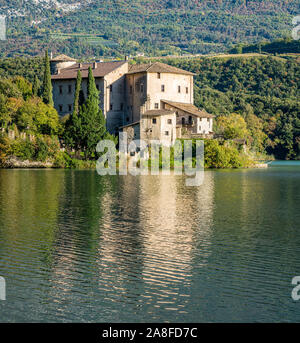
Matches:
[50,54,214,144]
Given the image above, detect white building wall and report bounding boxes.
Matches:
[198,117,213,134]
[147,72,193,110]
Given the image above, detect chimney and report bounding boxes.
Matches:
[50,51,53,59]
[93,62,97,69]
[57,68,60,75]
[125,55,129,61]
[79,63,82,68]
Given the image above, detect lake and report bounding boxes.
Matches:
[0,163,300,322]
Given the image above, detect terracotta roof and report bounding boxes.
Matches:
[142,109,175,117]
[127,62,195,76]
[50,54,77,62]
[119,121,140,129]
[162,100,215,118]
[51,61,127,80]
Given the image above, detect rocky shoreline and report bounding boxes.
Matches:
[0,156,272,170]
[2,156,53,169]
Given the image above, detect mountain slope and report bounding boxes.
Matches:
[0,0,299,58]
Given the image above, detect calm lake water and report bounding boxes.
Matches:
[0,163,300,322]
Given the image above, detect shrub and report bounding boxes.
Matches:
[34,137,49,162]
[53,151,72,168]
[204,139,252,168]
[10,138,36,160]
[0,133,10,166]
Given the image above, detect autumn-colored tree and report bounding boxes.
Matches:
[217,113,249,140]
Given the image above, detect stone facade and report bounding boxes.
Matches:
[141,110,177,146]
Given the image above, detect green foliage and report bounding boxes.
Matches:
[53,151,72,168]
[0,133,10,166]
[0,77,59,135]
[0,78,22,98]
[32,75,40,96]
[204,139,252,169]
[10,138,36,160]
[245,113,268,152]
[41,50,53,106]
[16,97,60,135]
[0,73,62,165]
[63,67,116,159]
[8,136,60,162]
[0,94,12,128]
[73,70,82,115]
[230,39,300,55]
[63,70,83,150]
[34,136,60,162]
[0,57,43,83]
[11,76,32,100]
[53,151,96,169]
[217,113,249,140]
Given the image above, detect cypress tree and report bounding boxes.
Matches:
[64,70,83,151]
[41,50,53,106]
[73,70,82,115]
[80,67,109,159]
[64,67,114,158]
[32,75,40,96]
[79,89,85,107]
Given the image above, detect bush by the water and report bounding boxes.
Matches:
[53,151,96,169]
[204,140,252,169]
[0,133,61,165]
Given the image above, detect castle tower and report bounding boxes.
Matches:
[50,54,77,75]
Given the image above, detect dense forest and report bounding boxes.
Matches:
[229,38,300,54]
[0,0,299,58]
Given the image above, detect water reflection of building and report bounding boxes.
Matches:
[98,172,215,316]
[138,173,215,306]
[48,172,215,319]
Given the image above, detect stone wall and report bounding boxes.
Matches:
[104,62,129,134]
[141,113,176,145]
[125,73,148,125]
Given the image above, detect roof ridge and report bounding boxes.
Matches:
[145,62,155,72]
[161,100,214,118]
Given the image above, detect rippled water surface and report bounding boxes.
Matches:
[0,165,300,322]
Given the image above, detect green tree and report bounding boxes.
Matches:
[246,113,267,152]
[73,70,82,115]
[41,50,53,106]
[217,113,249,140]
[64,70,83,150]
[12,76,32,100]
[0,78,22,98]
[32,75,40,96]
[80,67,112,159]
[0,94,11,128]
[17,97,60,135]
